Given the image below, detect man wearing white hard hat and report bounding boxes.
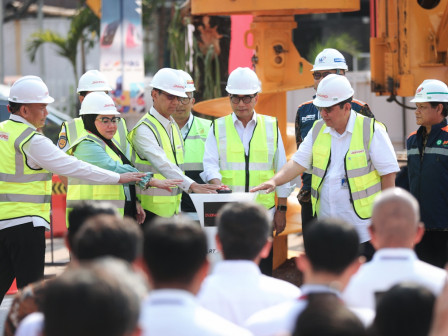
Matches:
[295,48,374,236]
[57,70,129,156]
[201,67,291,275]
[0,76,144,304]
[407,79,448,268]
[252,74,399,260]
[172,70,212,221]
[128,68,218,224]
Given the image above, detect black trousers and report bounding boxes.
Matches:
[300,199,316,241]
[415,230,448,268]
[0,223,45,304]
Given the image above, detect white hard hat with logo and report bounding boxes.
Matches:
[150,68,187,98]
[311,48,348,71]
[9,75,55,104]
[226,67,261,95]
[313,74,354,107]
[77,70,112,93]
[79,92,120,115]
[177,70,195,92]
[410,79,448,103]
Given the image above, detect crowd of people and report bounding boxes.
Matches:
[1,46,448,335]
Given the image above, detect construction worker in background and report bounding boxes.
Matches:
[57,69,129,155]
[295,48,374,236]
[407,79,448,268]
[65,92,182,224]
[252,74,399,261]
[201,67,291,275]
[172,70,212,221]
[0,76,144,304]
[128,68,218,224]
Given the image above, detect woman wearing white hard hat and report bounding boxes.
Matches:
[66,92,182,224]
[407,79,448,268]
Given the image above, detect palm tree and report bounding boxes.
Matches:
[307,33,360,66]
[26,6,99,84]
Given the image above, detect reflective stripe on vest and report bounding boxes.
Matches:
[64,117,129,154]
[66,133,126,223]
[214,114,277,209]
[128,113,184,217]
[310,115,381,219]
[183,116,211,172]
[0,120,52,223]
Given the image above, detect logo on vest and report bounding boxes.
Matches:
[350,149,365,155]
[0,132,9,141]
[302,115,316,122]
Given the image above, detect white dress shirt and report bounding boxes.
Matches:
[131,107,194,192]
[139,289,252,336]
[0,115,120,231]
[292,111,399,242]
[179,113,194,139]
[198,260,301,326]
[201,111,290,198]
[245,284,374,336]
[15,312,43,336]
[343,248,447,310]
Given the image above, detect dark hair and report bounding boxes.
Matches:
[304,218,360,274]
[73,215,142,263]
[338,97,353,109]
[293,293,366,336]
[8,102,22,114]
[429,101,448,117]
[143,216,207,285]
[78,91,88,97]
[217,202,272,260]
[42,259,142,336]
[67,201,119,250]
[368,282,435,336]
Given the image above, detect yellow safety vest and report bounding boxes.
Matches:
[66,133,126,225]
[214,114,278,209]
[59,117,129,154]
[128,113,184,217]
[0,120,52,224]
[310,114,381,219]
[184,116,211,173]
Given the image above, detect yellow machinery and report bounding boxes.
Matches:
[371,0,448,97]
[191,0,360,268]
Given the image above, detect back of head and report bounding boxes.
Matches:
[304,218,359,274]
[67,200,120,250]
[217,202,272,260]
[42,258,143,336]
[293,293,366,336]
[371,187,420,247]
[368,282,435,336]
[143,216,207,286]
[72,214,142,263]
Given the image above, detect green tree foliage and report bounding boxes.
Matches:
[307,33,360,65]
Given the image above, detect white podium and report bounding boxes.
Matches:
[190,192,257,262]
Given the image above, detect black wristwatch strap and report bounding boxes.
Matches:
[277,205,287,212]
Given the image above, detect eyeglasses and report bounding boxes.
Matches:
[229,95,256,104]
[312,71,332,80]
[316,105,337,114]
[95,117,121,125]
[158,91,191,105]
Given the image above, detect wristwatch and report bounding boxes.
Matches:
[277,205,287,212]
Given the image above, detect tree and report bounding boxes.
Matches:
[307,33,360,67]
[26,6,99,84]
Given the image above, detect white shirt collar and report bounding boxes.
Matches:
[231,110,257,126]
[10,114,37,130]
[323,110,356,136]
[147,289,196,306]
[373,248,418,262]
[150,106,175,129]
[300,284,341,297]
[182,113,194,132]
[213,260,261,275]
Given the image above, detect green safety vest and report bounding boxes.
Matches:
[59,117,129,154]
[310,114,381,219]
[0,120,52,224]
[128,113,184,217]
[214,114,278,209]
[66,133,126,224]
[183,116,211,173]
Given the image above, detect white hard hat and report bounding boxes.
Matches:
[150,68,188,98]
[410,79,448,103]
[177,70,195,92]
[79,92,120,115]
[8,75,54,104]
[226,67,261,95]
[311,48,348,71]
[313,74,354,107]
[77,70,112,93]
